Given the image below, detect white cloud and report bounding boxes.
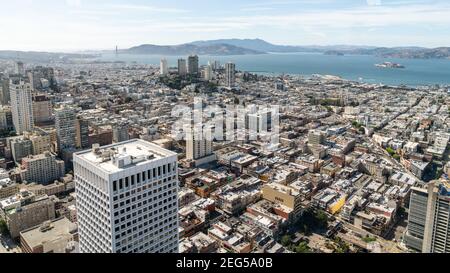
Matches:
[106,4,188,13]
[1,1,450,50]
[367,0,382,6]
[66,0,81,7]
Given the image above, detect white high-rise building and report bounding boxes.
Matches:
[160,58,168,76]
[9,79,34,135]
[405,180,450,253]
[178,59,187,76]
[74,139,179,253]
[225,62,236,88]
[55,106,77,151]
[186,132,212,161]
[204,63,213,81]
[185,123,215,167]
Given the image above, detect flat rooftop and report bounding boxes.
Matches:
[75,139,177,173]
[20,218,77,250]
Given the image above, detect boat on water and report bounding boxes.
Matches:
[375,62,405,69]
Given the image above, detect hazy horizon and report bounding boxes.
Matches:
[0,38,448,54]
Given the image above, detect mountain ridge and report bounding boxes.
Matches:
[126,39,449,59]
[2,39,450,59]
[125,43,264,56]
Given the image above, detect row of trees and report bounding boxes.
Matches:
[280,235,312,253]
[386,147,401,161]
[279,209,331,253]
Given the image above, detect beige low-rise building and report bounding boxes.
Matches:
[25,182,66,197]
[20,217,78,253]
[24,130,52,155]
[0,191,56,238]
[0,178,19,199]
[262,183,304,219]
[19,152,65,185]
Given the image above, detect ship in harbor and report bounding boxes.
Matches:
[375,62,405,69]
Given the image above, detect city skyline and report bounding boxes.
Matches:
[1,0,450,51]
[1,0,450,259]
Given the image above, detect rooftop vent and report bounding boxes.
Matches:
[92,144,101,154]
[39,221,54,232]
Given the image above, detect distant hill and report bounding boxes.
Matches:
[2,39,449,60]
[125,43,264,55]
[0,50,97,61]
[190,39,450,59]
[190,39,377,53]
[190,38,315,53]
[327,47,450,59]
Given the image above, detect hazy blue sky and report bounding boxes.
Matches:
[1,0,449,51]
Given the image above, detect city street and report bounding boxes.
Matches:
[0,235,21,253]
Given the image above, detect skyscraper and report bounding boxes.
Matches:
[112,123,129,143]
[55,106,77,151]
[204,63,213,81]
[405,180,450,253]
[225,62,236,88]
[0,74,11,105]
[15,61,25,76]
[186,131,213,162]
[185,122,215,167]
[160,58,168,76]
[178,58,187,76]
[74,139,179,253]
[9,79,34,135]
[32,94,52,125]
[75,117,89,149]
[187,55,199,75]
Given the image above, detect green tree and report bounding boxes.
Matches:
[281,234,292,247]
[352,121,361,128]
[295,242,311,253]
[386,147,396,156]
[315,210,329,230]
[334,237,350,253]
[362,236,377,244]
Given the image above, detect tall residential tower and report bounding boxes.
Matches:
[177,59,187,77]
[74,139,179,253]
[55,106,77,151]
[187,55,199,75]
[405,180,450,253]
[225,62,236,88]
[9,79,34,135]
[160,58,168,76]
